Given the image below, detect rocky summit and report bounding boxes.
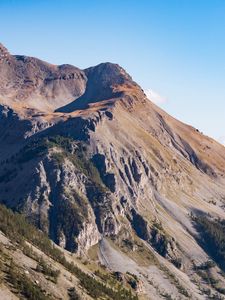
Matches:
[0,43,225,300]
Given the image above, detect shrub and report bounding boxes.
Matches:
[0,204,138,300]
[194,215,225,271]
[7,260,49,300]
[36,257,60,283]
[68,287,81,300]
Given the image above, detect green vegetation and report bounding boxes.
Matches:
[0,135,106,190]
[126,272,139,290]
[36,257,60,283]
[67,287,81,300]
[194,265,225,295]
[193,215,225,295]
[16,135,78,164]
[159,264,190,297]
[151,221,173,258]
[93,269,140,293]
[0,134,109,252]
[0,204,138,300]
[18,135,104,187]
[195,260,216,271]
[194,215,225,271]
[22,244,38,260]
[52,189,89,251]
[6,259,50,300]
[112,228,158,266]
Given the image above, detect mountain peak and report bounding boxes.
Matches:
[85,62,133,86]
[1,45,225,299]
[0,42,11,64]
[56,62,141,113]
[0,47,142,113]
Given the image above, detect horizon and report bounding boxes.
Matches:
[0,0,225,145]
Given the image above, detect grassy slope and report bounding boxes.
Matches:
[0,204,138,300]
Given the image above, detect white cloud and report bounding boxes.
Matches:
[144,88,167,105]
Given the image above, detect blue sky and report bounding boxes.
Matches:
[0,0,225,143]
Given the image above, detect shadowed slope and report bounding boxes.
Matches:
[0,43,87,111]
[56,62,141,112]
[1,42,225,299]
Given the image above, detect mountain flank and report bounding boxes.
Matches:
[0,43,225,299]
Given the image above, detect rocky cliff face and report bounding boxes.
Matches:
[1,43,225,299]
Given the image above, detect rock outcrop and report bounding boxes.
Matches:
[0,42,225,298]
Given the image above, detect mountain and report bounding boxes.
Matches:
[0,43,225,299]
[0,203,138,300]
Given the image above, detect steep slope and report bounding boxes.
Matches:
[56,62,140,112]
[0,204,138,300]
[0,43,225,299]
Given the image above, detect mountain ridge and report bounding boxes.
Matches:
[0,43,142,114]
[0,43,225,299]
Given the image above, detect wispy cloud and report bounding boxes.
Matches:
[144,89,167,105]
